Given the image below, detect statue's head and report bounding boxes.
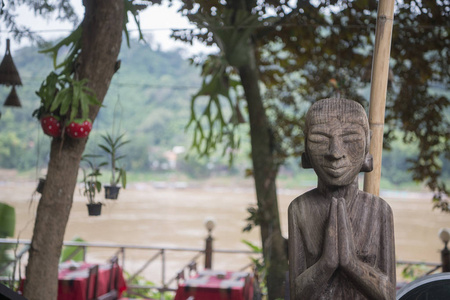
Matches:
[302,98,372,187]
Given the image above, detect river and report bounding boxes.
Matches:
[1,171,449,286]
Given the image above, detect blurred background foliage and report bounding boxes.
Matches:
[0,33,447,186]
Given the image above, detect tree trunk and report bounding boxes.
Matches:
[23,1,123,299]
[238,50,288,300]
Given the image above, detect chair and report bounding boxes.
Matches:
[396,273,450,300]
[97,256,119,300]
[86,265,99,300]
[101,256,155,300]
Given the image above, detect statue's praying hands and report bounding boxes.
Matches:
[288,99,396,300]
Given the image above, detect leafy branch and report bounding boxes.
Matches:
[32,24,100,124]
[186,55,243,164]
[33,0,152,124]
[39,25,82,73]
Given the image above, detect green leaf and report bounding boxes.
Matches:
[115,155,126,161]
[39,25,82,70]
[116,140,131,149]
[0,203,15,238]
[70,89,80,122]
[95,181,102,193]
[59,86,74,116]
[103,135,114,148]
[241,240,262,253]
[50,88,69,112]
[87,93,102,106]
[80,94,89,120]
[98,144,112,154]
[121,169,127,188]
[60,236,86,263]
[73,80,81,105]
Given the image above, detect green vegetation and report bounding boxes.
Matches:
[242,240,265,297]
[80,155,105,204]
[60,236,86,263]
[98,132,130,188]
[399,263,438,282]
[0,39,447,190]
[122,271,174,300]
[0,39,201,172]
[32,25,101,124]
[0,203,15,276]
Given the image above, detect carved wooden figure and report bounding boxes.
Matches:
[288,98,396,299]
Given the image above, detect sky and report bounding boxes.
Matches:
[2,1,216,56]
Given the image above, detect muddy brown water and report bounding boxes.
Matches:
[1,173,449,286]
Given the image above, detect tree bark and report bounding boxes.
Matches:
[23,1,123,299]
[238,49,288,300]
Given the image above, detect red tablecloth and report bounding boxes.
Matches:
[174,270,254,300]
[20,261,127,300]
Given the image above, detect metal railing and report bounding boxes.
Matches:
[2,237,448,298]
[0,237,261,298]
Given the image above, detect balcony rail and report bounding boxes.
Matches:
[0,237,261,298]
[0,238,447,298]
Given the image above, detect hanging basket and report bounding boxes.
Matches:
[104,185,121,200]
[0,39,22,86]
[4,85,21,107]
[86,203,102,216]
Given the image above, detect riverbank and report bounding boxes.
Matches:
[0,169,446,285]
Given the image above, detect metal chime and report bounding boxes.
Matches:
[0,39,22,107]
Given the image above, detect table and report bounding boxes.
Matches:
[174,270,254,300]
[20,261,127,300]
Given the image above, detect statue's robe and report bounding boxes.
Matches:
[288,188,395,299]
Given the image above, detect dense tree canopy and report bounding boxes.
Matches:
[174,0,449,205]
[173,0,449,298]
[0,0,78,44]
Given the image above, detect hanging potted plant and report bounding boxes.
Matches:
[80,155,106,216]
[36,177,46,194]
[98,132,130,199]
[32,26,100,139]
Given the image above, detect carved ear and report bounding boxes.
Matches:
[301,152,312,169]
[360,153,373,172]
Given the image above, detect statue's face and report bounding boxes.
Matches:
[307,117,366,187]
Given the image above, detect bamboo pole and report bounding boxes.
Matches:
[363,0,395,196]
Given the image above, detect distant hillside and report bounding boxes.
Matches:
[0,38,202,172]
[0,38,447,186]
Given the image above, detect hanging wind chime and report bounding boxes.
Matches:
[0,38,22,108]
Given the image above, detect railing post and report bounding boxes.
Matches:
[442,245,450,272]
[161,249,166,300]
[121,247,125,272]
[161,249,166,286]
[82,246,86,262]
[439,228,450,272]
[205,236,213,269]
[204,218,215,269]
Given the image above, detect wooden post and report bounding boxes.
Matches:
[363,0,395,196]
[204,218,215,269]
[204,234,213,269]
[441,243,450,272]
